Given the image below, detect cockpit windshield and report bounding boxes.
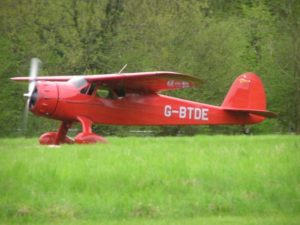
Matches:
[68,76,88,88]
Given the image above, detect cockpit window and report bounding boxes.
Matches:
[80,86,89,94]
[78,82,127,99]
[87,83,96,95]
[68,76,88,88]
[96,88,111,98]
[80,83,97,95]
[114,88,126,98]
[95,86,126,99]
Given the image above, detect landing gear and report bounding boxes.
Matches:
[74,116,107,144]
[39,121,74,145]
[39,117,106,145]
[241,125,251,135]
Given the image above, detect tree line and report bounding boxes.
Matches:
[0,0,299,136]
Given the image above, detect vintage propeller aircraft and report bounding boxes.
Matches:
[11,58,276,145]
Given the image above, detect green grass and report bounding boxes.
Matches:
[0,135,299,224]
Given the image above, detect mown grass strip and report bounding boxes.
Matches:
[0,135,299,224]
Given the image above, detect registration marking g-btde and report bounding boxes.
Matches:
[164,105,209,121]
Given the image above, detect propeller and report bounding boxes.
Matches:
[23,58,41,132]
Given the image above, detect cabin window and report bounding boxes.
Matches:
[114,88,126,98]
[80,83,97,95]
[95,86,126,99]
[96,87,111,98]
[80,86,89,94]
[68,76,88,88]
[87,83,96,95]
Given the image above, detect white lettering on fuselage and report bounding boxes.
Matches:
[164,105,209,120]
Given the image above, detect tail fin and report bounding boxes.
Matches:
[221,72,276,118]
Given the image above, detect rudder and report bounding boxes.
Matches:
[221,72,276,118]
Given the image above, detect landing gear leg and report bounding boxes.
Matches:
[39,121,74,145]
[74,116,107,144]
[241,125,251,135]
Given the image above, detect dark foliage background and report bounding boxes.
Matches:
[0,0,299,136]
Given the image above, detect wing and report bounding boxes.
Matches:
[11,71,202,92]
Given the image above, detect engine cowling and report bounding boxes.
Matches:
[30,81,58,117]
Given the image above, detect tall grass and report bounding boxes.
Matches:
[0,135,299,224]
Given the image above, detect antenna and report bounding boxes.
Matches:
[118,64,127,74]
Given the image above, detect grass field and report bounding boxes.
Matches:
[0,135,299,224]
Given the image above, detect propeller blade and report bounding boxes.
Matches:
[23,99,30,132]
[27,58,41,97]
[23,57,42,134]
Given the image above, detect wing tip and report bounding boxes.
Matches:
[11,77,28,82]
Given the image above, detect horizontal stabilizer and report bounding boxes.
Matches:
[222,108,277,118]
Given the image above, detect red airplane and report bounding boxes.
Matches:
[12,58,276,145]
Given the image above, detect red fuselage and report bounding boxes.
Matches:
[31,81,264,126]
